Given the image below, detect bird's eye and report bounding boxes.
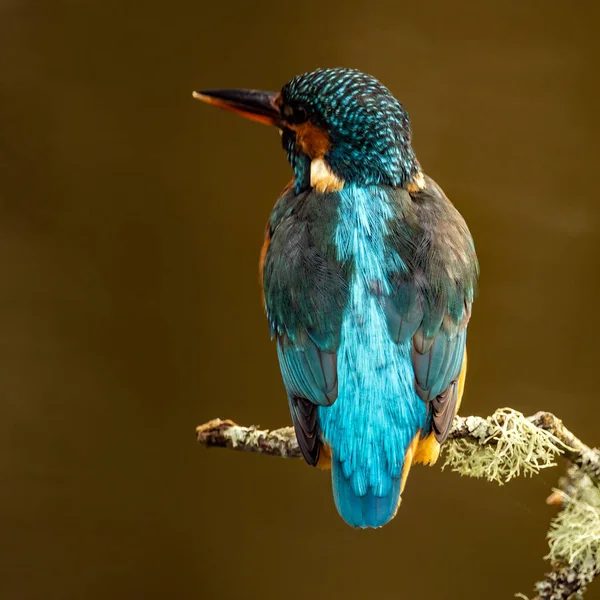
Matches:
[292,104,308,124]
[282,103,309,125]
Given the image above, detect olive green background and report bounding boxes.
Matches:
[0,1,596,598]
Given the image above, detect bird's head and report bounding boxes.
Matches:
[194,68,420,193]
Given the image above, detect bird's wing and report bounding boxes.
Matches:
[386,176,478,442]
[261,186,347,464]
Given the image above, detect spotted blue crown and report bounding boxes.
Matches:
[280,68,419,187]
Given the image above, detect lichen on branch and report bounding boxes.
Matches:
[547,470,600,576]
[441,408,567,484]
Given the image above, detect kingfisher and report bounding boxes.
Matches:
[194,68,478,528]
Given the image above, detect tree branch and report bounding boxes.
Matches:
[196,418,301,458]
[531,563,600,600]
[196,411,599,484]
[196,410,600,599]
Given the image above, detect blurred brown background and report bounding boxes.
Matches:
[0,0,596,598]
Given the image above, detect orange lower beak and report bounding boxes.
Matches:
[192,88,281,127]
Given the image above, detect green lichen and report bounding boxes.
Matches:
[547,474,600,576]
[442,408,566,484]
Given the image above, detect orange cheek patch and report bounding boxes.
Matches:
[293,122,331,158]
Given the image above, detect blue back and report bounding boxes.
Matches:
[263,176,477,528]
[321,184,427,527]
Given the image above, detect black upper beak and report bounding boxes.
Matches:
[192,88,281,127]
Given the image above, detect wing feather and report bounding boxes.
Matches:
[263,187,346,465]
[386,175,478,444]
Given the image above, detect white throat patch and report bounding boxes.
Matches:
[310,158,345,193]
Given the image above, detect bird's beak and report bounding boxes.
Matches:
[192,89,281,127]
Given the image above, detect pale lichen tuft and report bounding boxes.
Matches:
[442,408,566,484]
[547,473,600,576]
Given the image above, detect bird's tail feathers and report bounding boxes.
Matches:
[331,434,421,528]
[332,459,402,529]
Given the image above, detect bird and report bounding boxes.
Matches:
[193,68,479,529]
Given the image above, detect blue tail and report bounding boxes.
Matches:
[332,458,402,529]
